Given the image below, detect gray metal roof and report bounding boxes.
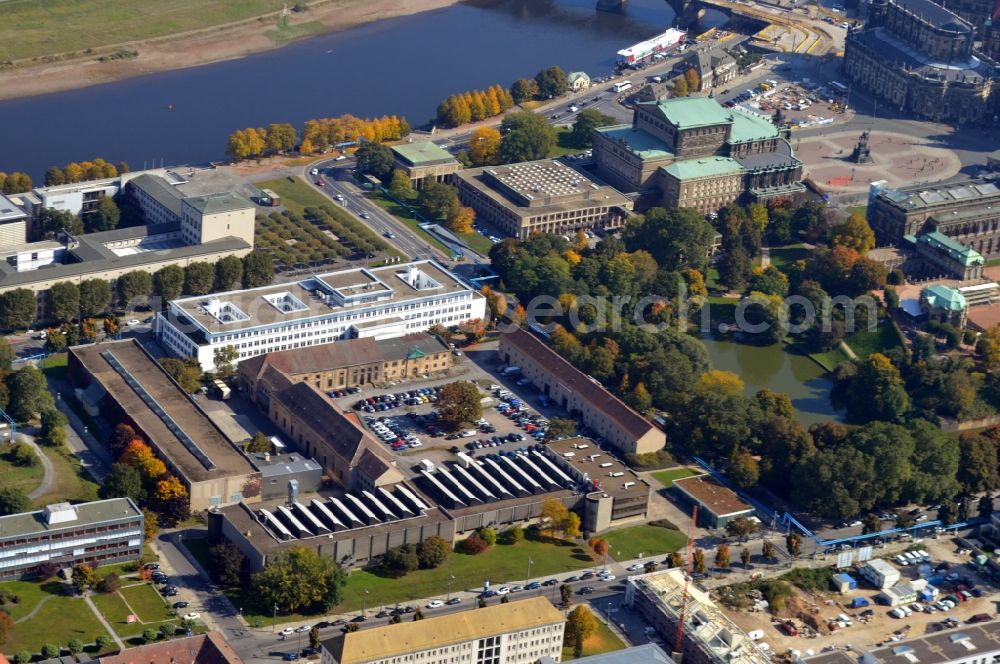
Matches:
[0,497,141,540]
[0,193,27,223]
[129,174,184,217]
[182,191,254,215]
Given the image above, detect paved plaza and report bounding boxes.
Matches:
[793,129,962,195]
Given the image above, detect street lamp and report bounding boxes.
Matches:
[526,557,533,586]
[447,575,456,602]
[361,589,369,619]
[273,604,278,633]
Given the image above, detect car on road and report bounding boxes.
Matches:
[446,597,461,605]
[565,576,580,583]
[295,625,311,633]
[126,319,141,326]
[316,180,324,187]
[183,612,200,621]
[599,573,616,581]
[335,194,345,201]
[143,563,159,570]
[384,231,395,238]
[280,628,296,636]
[496,586,510,595]
[579,586,595,595]
[311,168,319,175]
[173,601,189,609]
[526,582,541,590]
[335,155,347,161]
[302,647,319,657]
[426,600,444,608]
[542,579,559,586]
[627,564,642,572]
[360,211,371,219]
[282,653,300,661]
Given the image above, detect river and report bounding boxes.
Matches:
[0,0,732,179]
[699,334,845,425]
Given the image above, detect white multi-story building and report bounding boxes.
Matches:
[320,596,565,664]
[156,260,487,371]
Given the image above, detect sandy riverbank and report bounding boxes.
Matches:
[0,0,463,101]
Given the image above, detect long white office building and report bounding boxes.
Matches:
[156,260,487,371]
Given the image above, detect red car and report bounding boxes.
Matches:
[316,180,324,187]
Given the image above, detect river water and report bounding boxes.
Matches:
[0,0,710,178]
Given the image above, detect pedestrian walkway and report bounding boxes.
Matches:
[84,594,126,650]
[22,434,55,500]
[49,377,113,481]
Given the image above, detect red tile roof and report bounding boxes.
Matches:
[100,632,242,664]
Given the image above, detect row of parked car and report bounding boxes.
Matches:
[365,415,423,450]
[465,432,526,450]
[353,386,441,413]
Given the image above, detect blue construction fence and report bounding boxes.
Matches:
[690,456,985,547]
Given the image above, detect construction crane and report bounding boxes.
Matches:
[674,505,698,661]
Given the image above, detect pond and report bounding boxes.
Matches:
[699,333,845,426]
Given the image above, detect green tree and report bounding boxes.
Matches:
[7,365,53,422]
[159,624,174,640]
[388,169,415,200]
[242,251,274,288]
[978,494,995,519]
[208,542,246,588]
[479,527,497,546]
[87,196,120,233]
[213,345,239,378]
[184,262,215,296]
[384,544,420,576]
[419,181,459,221]
[715,543,730,569]
[534,65,568,98]
[251,546,347,613]
[830,213,876,253]
[565,605,598,657]
[96,635,114,650]
[160,357,203,393]
[246,431,273,454]
[41,645,60,659]
[79,278,112,317]
[545,417,577,441]
[437,381,482,428]
[152,265,184,304]
[265,123,297,154]
[569,108,617,148]
[560,583,573,605]
[117,270,153,307]
[762,540,776,560]
[692,548,706,573]
[622,207,716,272]
[72,563,97,591]
[938,498,958,526]
[510,78,540,103]
[356,141,396,181]
[958,433,1000,493]
[673,76,689,97]
[215,255,243,291]
[99,463,145,502]
[469,126,502,166]
[13,652,32,664]
[417,535,451,569]
[685,67,701,92]
[45,166,66,186]
[310,626,321,650]
[740,546,751,568]
[0,337,14,371]
[38,408,67,447]
[48,281,80,323]
[498,112,556,163]
[724,515,759,541]
[0,487,29,516]
[10,441,37,467]
[39,207,84,236]
[786,532,801,556]
[837,353,910,423]
[862,513,882,534]
[95,572,120,594]
[142,627,158,643]
[727,449,760,489]
[0,289,36,330]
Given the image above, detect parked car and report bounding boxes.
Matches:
[426,600,444,608]
[183,612,201,621]
[280,628,296,636]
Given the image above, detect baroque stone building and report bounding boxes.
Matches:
[843,0,999,124]
[592,97,804,213]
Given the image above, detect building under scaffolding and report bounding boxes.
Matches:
[625,569,771,664]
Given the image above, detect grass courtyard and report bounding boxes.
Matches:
[3,592,113,655]
[228,537,597,623]
[603,525,688,561]
[651,467,699,488]
[562,618,627,660]
[0,443,44,496]
[809,320,904,372]
[767,244,810,272]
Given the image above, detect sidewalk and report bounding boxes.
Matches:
[50,377,113,481]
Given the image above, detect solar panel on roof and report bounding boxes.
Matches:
[379,487,413,515]
[101,351,217,471]
[260,509,294,540]
[362,490,396,519]
[277,505,312,536]
[311,499,345,529]
[395,484,430,511]
[949,187,973,199]
[421,469,465,506]
[294,501,330,534]
[919,191,946,204]
[975,183,1000,195]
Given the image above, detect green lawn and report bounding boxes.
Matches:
[603,525,688,561]
[231,538,597,623]
[0,0,293,61]
[809,345,850,372]
[4,594,112,655]
[92,590,134,632]
[460,231,495,256]
[120,583,175,623]
[651,467,699,488]
[549,128,586,158]
[32,444,100,507]
[562,617,628,660]
[0,442,44,496]
[842,321,903,358]
[768,244,809,271]
[41,352,68,380]
[365,190,452,254]
[265,20,326,44]
[0,579,63,622]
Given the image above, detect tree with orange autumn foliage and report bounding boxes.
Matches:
[120,440,166,483]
